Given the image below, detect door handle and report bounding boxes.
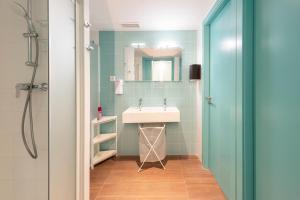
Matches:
[205,96,213,104]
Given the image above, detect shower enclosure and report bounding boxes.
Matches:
[0,0,49,199]
[15,0,48,159]
[0,0,77,199]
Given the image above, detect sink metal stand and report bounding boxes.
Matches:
[138,123,166,172]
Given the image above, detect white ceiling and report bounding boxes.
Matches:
[90,0,216,31]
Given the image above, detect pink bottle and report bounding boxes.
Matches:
[97,105,103,120]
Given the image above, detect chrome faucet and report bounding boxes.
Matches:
[138,98,143,111]
[163,98,167,111]
[15,83,48,98]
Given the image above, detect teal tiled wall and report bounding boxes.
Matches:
[100,31,115,117]
[90,42,99,120]
[100,31,200,156]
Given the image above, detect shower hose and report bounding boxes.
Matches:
[21,36,39,159]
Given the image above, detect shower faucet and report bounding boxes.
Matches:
[15,83,48,98]
[163,98,167,111]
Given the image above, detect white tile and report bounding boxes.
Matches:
[0,133,13,157]
[12,155,36,180]
[0,156,13,180]
[35,179,48,200]
[12,179,36,200]
[0,111,19,134]
[0,180,13,200]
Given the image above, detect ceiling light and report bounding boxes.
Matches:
[131,42,146,48]
[121,22,140,28]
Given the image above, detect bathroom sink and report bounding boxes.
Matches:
[122,106,180,123]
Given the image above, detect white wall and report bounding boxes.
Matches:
[0,0,48,199]
[91,30,99,45]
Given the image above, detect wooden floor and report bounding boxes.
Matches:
[90,156,226,200]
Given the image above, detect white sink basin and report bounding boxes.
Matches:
[122,106,180,123]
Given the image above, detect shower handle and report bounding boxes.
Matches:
[16,83,48,98]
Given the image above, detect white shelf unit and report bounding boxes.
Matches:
[91,116,117,169]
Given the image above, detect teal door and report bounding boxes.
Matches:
[255,0,300,199]
[208,1,237,199]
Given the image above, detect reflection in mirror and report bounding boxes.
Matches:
[124,47,182,81]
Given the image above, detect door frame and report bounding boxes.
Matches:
[75,0,90,199]
[202,0,253,199]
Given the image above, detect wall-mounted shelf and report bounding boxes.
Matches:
[90,116,117,169]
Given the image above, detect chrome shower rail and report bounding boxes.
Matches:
[15,0,43,159]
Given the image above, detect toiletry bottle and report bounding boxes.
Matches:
[97,106,103,120]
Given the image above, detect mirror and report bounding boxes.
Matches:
[124,47,182,81]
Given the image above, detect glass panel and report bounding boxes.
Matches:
[0,0,48,199]
[48,0,76,199]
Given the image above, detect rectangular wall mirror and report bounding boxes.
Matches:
[124,47,182,81]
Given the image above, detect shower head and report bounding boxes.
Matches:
[14,1,36,33]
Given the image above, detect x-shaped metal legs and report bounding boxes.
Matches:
[138,124,166,172]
